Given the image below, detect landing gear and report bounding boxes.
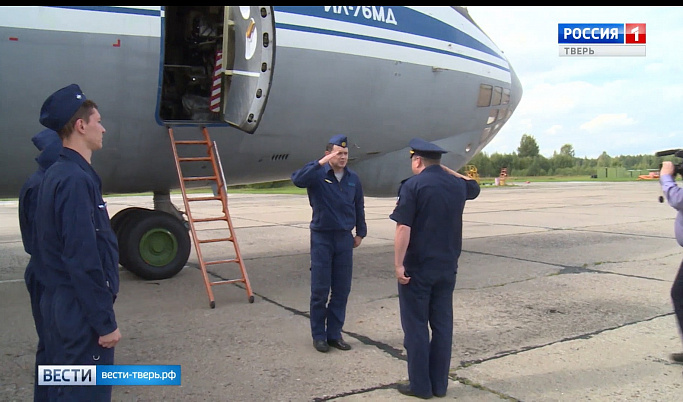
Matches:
[111,195,191,280]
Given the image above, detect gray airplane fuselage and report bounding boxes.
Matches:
[0,6,521,198]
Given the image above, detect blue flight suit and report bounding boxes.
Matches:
[34,147,119,401]
[291,161,367,343]
[18,129,61,402]
[390,165,480,398]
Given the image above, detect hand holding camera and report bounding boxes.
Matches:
[656,149,683,177]
[656,149,682,203]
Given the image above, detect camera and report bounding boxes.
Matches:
[656,149,683,203]
[656,149,683,177]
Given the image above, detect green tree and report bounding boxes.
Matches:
[596,151,611,167]
[517,134,539,158]
[559,144,575,157]
[467,152,495,177]
[551,148,574,170]
[490,152,515,176]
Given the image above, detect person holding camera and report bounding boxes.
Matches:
[660,161,683,363]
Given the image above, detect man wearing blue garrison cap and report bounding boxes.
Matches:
[291,134,367,353]
[390,138,480,399]
[18,128,61,402]
[33,84,121,401]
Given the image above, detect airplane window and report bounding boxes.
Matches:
[487,109,497,124]
[502,88,510,105]
[480,127,493,144]
[492,87,502,106]
[497,108,507,121]
[477,84,492,107]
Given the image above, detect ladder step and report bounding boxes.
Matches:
[183,176,217,181]
[198,237,234,244]
[210,278,246,286]
[175,140,210,145]
[205,259,240,266]
[179,156,212,162]
[187,195,222,202]
[193,216,227,223]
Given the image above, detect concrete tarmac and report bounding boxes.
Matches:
[1,181,682,401]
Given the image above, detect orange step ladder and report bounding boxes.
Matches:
[167,126,254,308]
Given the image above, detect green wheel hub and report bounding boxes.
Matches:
[139,228,178,267]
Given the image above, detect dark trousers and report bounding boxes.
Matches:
[41,286,115,402]
[672,258,683,341]
[309,230,354,341]
[25,268,47,402]
[398,268,456,398]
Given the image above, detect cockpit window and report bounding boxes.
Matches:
[491,87,502,106]
[477,84,492,107]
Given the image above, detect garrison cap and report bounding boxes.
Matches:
[39,84,87,132]
[328,134,348,148]
[409,138,447,159]
[31,128,60,151]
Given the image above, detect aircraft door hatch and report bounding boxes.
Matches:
[160,6,274,133]
[220,6,274,133]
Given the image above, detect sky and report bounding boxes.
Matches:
[464,6,683,159]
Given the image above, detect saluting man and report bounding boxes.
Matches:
[291,135,367,353]
[34,84,121,401]
[390,138,480,399]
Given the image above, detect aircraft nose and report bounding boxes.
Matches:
[509,65,523,111]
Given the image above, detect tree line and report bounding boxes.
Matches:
[466,134,678,177]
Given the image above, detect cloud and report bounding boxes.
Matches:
[466,6,682,159]
[663,84,683,103]
[579,114,636,133]
[545,125,562,136]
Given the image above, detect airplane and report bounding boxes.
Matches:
[0,6,522,281]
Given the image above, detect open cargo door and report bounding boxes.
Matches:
[220,6,275,133]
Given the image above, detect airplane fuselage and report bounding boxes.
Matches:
[0,6,521,198]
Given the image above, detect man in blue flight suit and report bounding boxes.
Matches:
[291,135,367,353]
[34,84,121,401]
[18,128,62,402]
[390,138,480,399]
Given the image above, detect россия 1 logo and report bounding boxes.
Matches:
[624,23,646,44]
[558,23,646,57]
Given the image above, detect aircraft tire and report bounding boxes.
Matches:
[112,207,153,268]
[111,207,149,235]
[120,210,191,280]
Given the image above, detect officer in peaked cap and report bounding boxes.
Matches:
[291,134,367,353]
[390,137,480,398]
[408,137,448,160]
[33,84,121,401]
[39,83,87,133]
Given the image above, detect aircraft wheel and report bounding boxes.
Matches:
[121,210,191,280]
[112,208,152,268]
[117,208,156,271]
[111,207,148,235]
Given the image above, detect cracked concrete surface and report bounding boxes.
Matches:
[1,181,681,401]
